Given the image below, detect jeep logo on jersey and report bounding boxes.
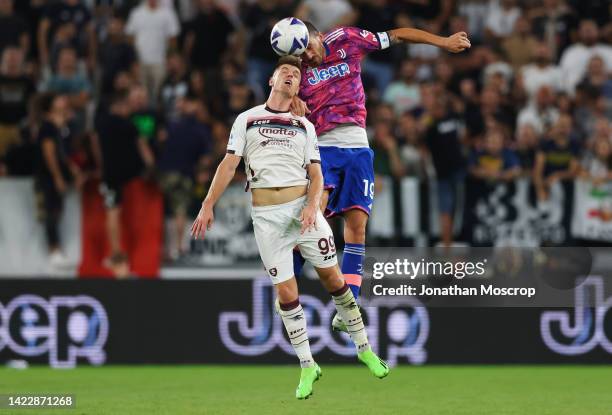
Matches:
[259,127,297,139]
[307,63,350,86]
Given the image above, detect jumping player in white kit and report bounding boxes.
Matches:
[191,56,389,400]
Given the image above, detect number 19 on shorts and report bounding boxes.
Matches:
[363,179,374,199]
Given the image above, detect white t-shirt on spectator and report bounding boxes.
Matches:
[126,4,180,65]
[304,0,352,33]
[383,82,421,116]
[517,104,560,136]
[520,64,563,102]
[485,0,521,37]
[559,43,612,95]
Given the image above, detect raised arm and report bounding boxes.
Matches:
[387,28,471,53]
[191,154,242,239]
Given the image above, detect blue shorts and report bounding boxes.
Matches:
[320,146,374,218]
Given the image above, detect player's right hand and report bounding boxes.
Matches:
[290,96,310,117]
[299,204,318,234]
[191,203,214,239]
[444,32,471,53]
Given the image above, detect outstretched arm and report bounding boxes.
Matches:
[387,28,471,53]
[191,154,242,239]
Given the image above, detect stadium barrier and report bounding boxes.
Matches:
[0,177,611,277]
[1,277,611,367]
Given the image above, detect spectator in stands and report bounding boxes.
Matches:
[484,0,521,42]
[354,0,396,93]
[560,20,612,96]
[517,85,559,136]
[128,84,160,155]
[515,124,539,175]
[372,120,405,178]
[183,0,235,73]
[396,112,427,178]
[0,46,34,173]
[95,91,154,277]
[464,87,514,144]
[383,59,421,116]
[42,46,91,134]
[423,93,466,247]
[577,55,612,100]
[98,15,137,97]
[516,42,563,105]
[159,51,189,121]
[501,16,538,71]
[530,0,575,60]
[534,114,580,201]
[0,0,29,57]
[580,137,612,185]
[34,92,83,269]
[243,0,290,93]
[158,95,211,260]
[37,0,95,70]
[469,129,520,183]
[126,0,180,105]
[295,0,354,33]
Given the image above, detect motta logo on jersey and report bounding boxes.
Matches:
[0,295,109,367]
[259,127,297,139]
[219,278,429,365]
[307,63,350,86]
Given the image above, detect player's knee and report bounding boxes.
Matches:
[275,280,298,304]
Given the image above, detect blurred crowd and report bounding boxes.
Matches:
[0,0,611,264]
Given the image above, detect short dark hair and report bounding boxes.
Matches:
[275,55,302,72]
[109,90,129,107]
[36,92,59,114]
[303,21,319,35]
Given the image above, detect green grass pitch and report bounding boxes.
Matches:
[1,365,611,415]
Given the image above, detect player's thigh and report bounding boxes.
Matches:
[252,211,295,284]
[342,148,375,213]
[297,210,338,269]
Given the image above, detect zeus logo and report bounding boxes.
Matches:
[0,295,109,367]
[307,63,350,86]
[219,278,429,365]
[541,276,612,356]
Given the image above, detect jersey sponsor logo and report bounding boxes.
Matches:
[259,126,297,139]
[268,267,277,277]
[307,63,350,86]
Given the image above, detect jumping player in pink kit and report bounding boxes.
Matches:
[291,22,470,332]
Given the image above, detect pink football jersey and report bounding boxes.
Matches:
[299,27,390,138]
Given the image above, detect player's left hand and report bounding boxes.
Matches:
[191,202,214,239]
[299,204,318,234]
[290,96,310,117]
[443,32,471,53]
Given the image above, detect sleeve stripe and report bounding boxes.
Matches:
[376,31,390,50]
[226,150,236,154]
[309,159,321,164]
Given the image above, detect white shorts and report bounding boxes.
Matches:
[251,196,338,284]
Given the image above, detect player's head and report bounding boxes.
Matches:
[301,21,325,67]
[269,55,302,98]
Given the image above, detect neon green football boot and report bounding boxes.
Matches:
[358,348,390,379]
[295,363,322,400]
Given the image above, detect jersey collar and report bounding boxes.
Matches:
[264,104,289,114]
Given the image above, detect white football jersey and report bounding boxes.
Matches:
[227,104,320,189]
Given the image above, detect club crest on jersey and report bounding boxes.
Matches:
[307,62,350,85]
[337,48,346,59]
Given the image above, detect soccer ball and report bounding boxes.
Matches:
[270,17,309,57]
